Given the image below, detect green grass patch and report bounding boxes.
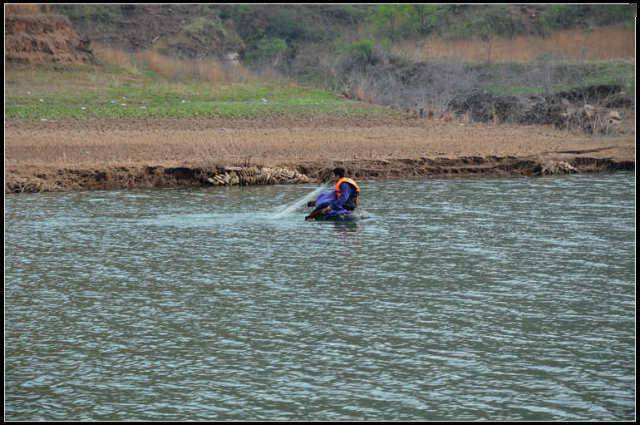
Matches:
[5,63,396,120]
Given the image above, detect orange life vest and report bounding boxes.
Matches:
[335,177,360,207]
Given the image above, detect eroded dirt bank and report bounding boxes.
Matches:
[5,156,634,194]
[5,117,635,193]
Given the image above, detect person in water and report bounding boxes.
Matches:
[305,167,360,220]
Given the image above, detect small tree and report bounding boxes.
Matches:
[246,37,288,68]
[348,38,375,63]
[367,5,414,40]
[409,4,445,36]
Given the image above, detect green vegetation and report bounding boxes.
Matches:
[359,4,636,41]
[471,60,636,97]
[577,61,636,93]
[341,38,376,63]
[359,5,522,40]
[54,4,636,58]
[4,64,395,120]
[537,4,636,35]
[245,37,288,66]
[365,5,415,40]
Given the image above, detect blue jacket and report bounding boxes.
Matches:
[311,183,355,219]
[330,182,354,213]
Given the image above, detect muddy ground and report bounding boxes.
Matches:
[5,116,635,193]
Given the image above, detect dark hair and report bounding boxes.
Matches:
[333,167,345,178]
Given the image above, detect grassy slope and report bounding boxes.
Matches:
[5,63,397,120]
[6,59,634,121]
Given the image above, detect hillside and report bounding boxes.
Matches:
[53,4,636,62]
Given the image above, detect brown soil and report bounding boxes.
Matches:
[4,13,95,64]
[4,117,635,193]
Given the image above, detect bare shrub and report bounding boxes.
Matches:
[561,105,624,135]
[330,57,483,114]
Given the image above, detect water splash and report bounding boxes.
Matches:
[271,186,327,219]
[136,186,329,227]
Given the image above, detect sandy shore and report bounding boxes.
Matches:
[5,117,635,193]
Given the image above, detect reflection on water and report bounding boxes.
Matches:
[4,173,636,421]
[331,220,363,234]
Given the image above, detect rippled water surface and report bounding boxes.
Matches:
[5,174,636,421]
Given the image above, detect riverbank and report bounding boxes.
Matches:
[5,116,635,193]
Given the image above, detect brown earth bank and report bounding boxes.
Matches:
[4,117,635,193]
[4,13,95,64]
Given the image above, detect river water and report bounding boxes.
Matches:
[4,173,636,421]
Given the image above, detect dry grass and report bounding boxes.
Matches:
[92,43,256,83]
[5,117,635,172]
[91,43,135,71]
[5,4,42,15]
[393,26,635,63]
